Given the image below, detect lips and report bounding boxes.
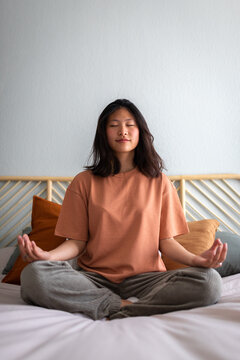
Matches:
[116,139,130,142]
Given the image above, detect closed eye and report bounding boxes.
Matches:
[109,124,135,127]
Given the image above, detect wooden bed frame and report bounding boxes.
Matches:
[0,174,239,248]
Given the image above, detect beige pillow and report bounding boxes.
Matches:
[161,219,220,270]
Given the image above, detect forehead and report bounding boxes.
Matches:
[108,108,136,122]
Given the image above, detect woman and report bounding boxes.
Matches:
[18,99,227,320]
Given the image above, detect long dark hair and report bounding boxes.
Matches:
[84,99,166,177]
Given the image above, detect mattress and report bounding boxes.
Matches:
[0,273,240,360]
[0,173,240,360]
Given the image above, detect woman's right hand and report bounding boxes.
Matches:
[18,234,51,262]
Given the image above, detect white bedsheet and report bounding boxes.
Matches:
[0,274,240,360]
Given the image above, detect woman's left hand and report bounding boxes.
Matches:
[192,238,228,268]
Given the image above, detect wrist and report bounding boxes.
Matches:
[189,254,198,267]
[48,251,55,261]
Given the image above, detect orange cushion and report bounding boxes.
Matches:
[161,219,220,270]
[2,196,65,285]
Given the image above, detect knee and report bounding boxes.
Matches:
[20,260,72,305]
[20,261,47,303]
[21,261,64,304]
[199,268,222,306]
[21,261,44,287]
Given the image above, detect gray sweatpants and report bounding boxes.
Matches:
[20,261,222,320]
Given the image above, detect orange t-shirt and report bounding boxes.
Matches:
[54,167,189,283]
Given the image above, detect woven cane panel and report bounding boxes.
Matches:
[0,179,71,247]
[173,178,240,235]
[0,175,239,248]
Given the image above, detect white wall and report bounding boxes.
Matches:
[0,0,239,176]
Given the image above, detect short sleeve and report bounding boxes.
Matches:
[159,174,189,240]
[54,187,89,241]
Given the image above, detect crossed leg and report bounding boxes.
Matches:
[109,267,222,320]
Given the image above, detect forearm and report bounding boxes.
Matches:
[160,238,195,266]
[49,239,86,261]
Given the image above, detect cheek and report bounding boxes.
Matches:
[132,128,139,142]
[106,128,115,144]
[106,128,112,138]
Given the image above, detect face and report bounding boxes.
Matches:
[106,108,139,156]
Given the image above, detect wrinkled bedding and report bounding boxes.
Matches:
[0,273,240,360]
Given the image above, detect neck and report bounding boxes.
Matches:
[120,165,136,173]
[115,152,135,173]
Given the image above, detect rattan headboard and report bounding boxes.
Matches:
[0,174,239,248]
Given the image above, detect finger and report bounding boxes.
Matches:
[31,241,43,259]
[22,234,34,252]
[18,235,27,260]
[204,241,221,264]
[209,239,221,255]
[22,234,30,253]
[22,233,31,245]
[17,235,24,249]
[18,235,26,248]
[18,235,31,261]
[22,235,39,261]
[24,236,36,261]
[209,243,222,266]
[212,244,223,267]
[28,242,39,260]
[18,235,33,262]
[217,243,228,265]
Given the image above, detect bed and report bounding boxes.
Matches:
[0,173,240,360]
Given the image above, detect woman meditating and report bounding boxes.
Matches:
[18,99,227,320]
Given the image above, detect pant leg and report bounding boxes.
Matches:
[20,260,121,320]
[109,267,222,319]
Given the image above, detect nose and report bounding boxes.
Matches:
[118,125,128,136]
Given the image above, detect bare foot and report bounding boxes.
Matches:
[105,299,133,321]
[120,299,133,308]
